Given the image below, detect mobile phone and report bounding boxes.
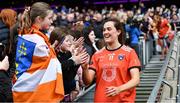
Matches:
[0,43,6,61]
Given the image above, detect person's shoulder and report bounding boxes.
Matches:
[121,45,133,53]
[0,20,4,27]
[0,20,9,31]
[94,47,106,55]
[20,33,45,45]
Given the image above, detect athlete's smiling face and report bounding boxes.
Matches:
[103,21,120,44]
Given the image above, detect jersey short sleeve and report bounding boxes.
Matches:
[128,49,141,70]
[89,53,98,72]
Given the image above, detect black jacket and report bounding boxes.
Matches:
[0,20,16,79]
[0,20,9,45]
[57,51,80,94]
[0,19,13,102]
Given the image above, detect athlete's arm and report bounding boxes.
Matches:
[118,68,140,92]
[81,63,96,86]
[106,68,140,97]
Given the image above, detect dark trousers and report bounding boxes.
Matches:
[0,71,13,102]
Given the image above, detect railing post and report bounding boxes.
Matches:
[177,31,180,40]
[169,56,177,68]
[142,36,146,65]
[162,80,173,98]
[177,65,180,103]
[139,36,145,70]
[167,65,176,80]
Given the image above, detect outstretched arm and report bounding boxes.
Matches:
[81,63,96,86]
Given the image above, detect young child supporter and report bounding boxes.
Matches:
[13,2,64,102]
[49,27,89,101]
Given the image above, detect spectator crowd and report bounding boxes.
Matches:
[0,1,179,102]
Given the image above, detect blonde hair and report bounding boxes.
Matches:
[19,2,52,34]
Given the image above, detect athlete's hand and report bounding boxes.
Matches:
[105,86,121,97]
[81,55,90,70]
[71,51,89,65]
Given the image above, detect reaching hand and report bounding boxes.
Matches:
[71,50,89,65]
[73,37,84,48]
[52,40,59,48]
[0,56,9,71]
[81,54,90,70]
[70,37,84,50]
[71,43,84,56]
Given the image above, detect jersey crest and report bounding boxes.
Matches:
[118,54,124,60]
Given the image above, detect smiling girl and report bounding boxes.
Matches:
[13,2,64,102]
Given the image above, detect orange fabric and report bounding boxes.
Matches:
[31,25,56,56]
[89,45,140,102]
[27,56,49,74]
[159,19,169,38]
[56,73,64,94]
[13,24,64,102]
[13,74,64,102]
[25,24,56,74]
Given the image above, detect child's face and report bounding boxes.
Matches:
[88,31,96,43]
[60,35,72,51]
[40,10,54,31]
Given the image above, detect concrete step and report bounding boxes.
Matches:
[136,95,150,98]
[140,75,159,78]
[148,60,164,64]
[138,83,155,87]
[136,90,152,94]
[144,67,161,70]
[135,98,148,103]
[143,69,161,72]
[140,78,158,81]
[145,64,163,68]
[140,81,157,84]
[141,73,160,76]
[136,87,153,91]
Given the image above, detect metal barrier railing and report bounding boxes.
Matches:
[147,34,178,103]
[176,65,180,103]
[139,35,154,70]
[176,31,180,102]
